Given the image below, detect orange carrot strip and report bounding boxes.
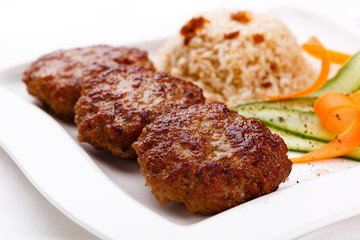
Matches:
[351,90,360,105]
[264,36,330,100]
[291,91,360,163]
[304,48,352,64]
[291,115,360,163]
[313,92,360,132]
[327,50,352,64]
[322,108,357,133]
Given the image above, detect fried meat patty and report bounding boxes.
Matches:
[23,45,154,120]
[75,69,205,159]
[132,104,292,214]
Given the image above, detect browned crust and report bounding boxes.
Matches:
[133,104,292,214]
[75,69,205,159]
[23,45,154,120]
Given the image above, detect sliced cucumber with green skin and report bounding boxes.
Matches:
[310,51,360,97]
[234,105,338,142]
[236,97,316,112]
[268,127,324,152]
[269,127,360,161]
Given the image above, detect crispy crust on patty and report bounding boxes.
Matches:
[23,45,154,120]
[133,103,292,214]
[75,68,205,159]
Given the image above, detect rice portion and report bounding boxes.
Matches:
[156,10,316,106]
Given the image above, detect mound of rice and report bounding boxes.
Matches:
[156,10,316,106]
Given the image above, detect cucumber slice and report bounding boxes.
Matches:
[269,127,360,161]
[234,105,338,142]
[235,97,316,112]
[311,51,360,97]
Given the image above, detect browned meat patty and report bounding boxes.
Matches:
[23,45,154,120]
[132,103,292,215]
[75,68,205,159]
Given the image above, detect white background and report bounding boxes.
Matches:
[0,0,360,239]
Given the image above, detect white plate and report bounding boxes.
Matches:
[1,7,360,240]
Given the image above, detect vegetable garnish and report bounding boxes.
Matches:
[291,91,360,163]
[264,36,330,100]
[351,90,360,105]
[304,48,352,65]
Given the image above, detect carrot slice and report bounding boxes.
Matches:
[351,90,360,105]
[313,92,360,132]
[291,91,360,163]
[304,48,351,65]
[264,37,330,100]
[327,50,352,64]
[322,108,357,133]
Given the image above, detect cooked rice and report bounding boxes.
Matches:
[156,10,316,106]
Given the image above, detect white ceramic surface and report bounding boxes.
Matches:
[1,7,360,240]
